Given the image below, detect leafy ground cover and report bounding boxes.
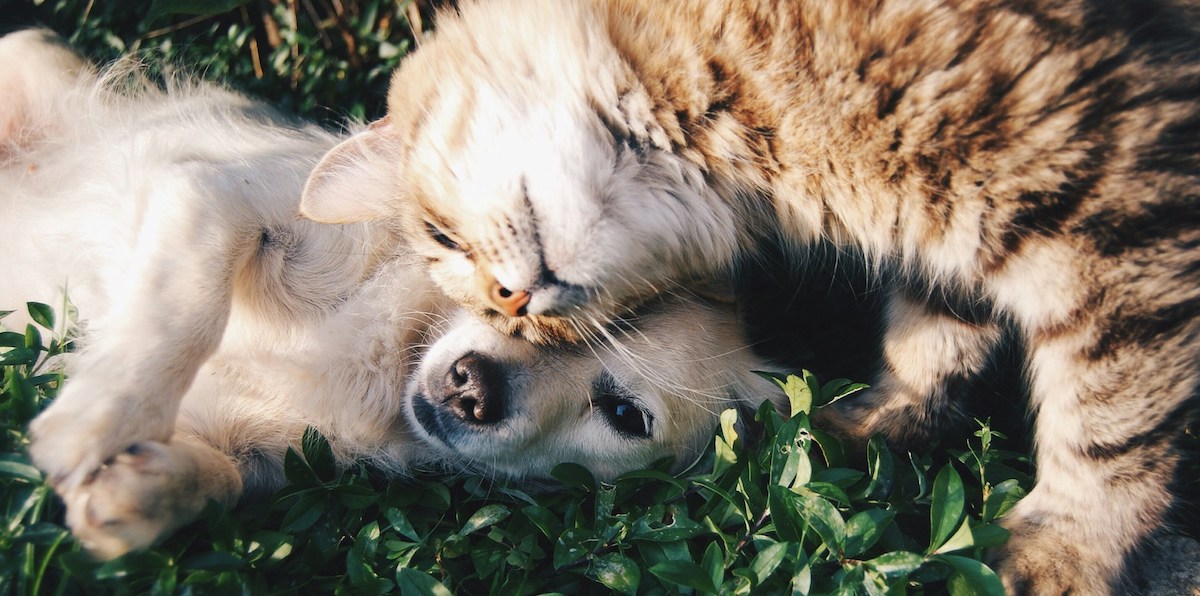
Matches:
[1,302,1030,594]
[8,0,429,122]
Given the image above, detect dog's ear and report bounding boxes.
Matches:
[300,118,403,223]
[0,29,89,151]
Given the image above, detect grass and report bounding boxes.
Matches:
[1,302,1031,594]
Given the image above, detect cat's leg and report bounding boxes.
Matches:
[990,305,1196,593]
[59,436,242,560]
[816,288,1003,450]
[28,165,259,491]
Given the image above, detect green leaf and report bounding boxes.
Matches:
[982,479,1027,522]
[936,521,1011,555]
[714,408,740,475]
[395,568,453,596]
[797,490,847,553]
[806,481,851,508]
[810,427,847,469]
[749,540,790,586]
[279,490,325,532]
[864,435,894,499]
[770,413,810,488]
[767,485,807,542]
[819,378,869,406]
[300,427,336,482]
[521,505,563,540]
[937,554,1005,596]
[459,504,511,536]
[551,462,596,492]
[865,551,925,580]
[335,481,381,509]
[0,331,25,348]
[282,446,319,485]
[628,506,704,542]
[928,465,966,554]
[701,541,724,590]
[0,455,43,483]
[933,519,975,555]
[384,508,420,542]
[768,486,846,551]
[553,528,595,569]
[815,467,865,489]
[24,324,42,352]
[648,560,718,593]
[590,552,640,595]
[26,302,53,330]
[908,452,933,501]
[772,373,816,416]
[843,509,895,557]
[471,543,506,581]
[0,347,37,366]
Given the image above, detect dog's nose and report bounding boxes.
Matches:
[488,281,531,317]
[443,352,504,424]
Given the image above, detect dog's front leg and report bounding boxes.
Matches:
[29,163,258,491]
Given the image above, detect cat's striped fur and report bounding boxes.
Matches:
[300,0,1200,592]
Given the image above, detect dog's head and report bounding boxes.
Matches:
[404,294,784,482]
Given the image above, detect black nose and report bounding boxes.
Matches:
[443,352,504,424]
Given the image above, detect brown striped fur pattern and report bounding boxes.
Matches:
[300,1,1200,592]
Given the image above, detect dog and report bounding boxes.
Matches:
[0,30,783,560]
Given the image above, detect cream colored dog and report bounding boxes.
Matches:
[1,30,782,560]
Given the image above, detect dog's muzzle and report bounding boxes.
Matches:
[411,352,508,445]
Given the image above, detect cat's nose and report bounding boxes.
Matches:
[488,282,531,317]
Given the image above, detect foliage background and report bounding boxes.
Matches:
[0,0,1195,594]
[3,0,442,123]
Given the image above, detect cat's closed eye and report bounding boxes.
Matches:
[425,221,463,251]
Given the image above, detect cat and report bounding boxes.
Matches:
[299,0,1200,592]
[2,29,782,559]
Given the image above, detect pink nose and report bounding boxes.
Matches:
[489,282,531,317]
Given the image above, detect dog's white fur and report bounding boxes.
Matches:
[1,30,782,560]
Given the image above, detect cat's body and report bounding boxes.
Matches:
[301,0,1200,592]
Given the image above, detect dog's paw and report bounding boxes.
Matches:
[990,511,1120,595]
[27,405,110,491]
[27,378,176,491]
[59,440,240,560]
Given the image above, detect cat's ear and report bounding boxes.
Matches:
[300,118,403,223]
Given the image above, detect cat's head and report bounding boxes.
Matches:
[300,0,741,344]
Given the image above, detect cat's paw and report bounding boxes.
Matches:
[59,440,240,560]
[990,512,1120,595]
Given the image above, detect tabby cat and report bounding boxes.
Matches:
[300,0,1200,592]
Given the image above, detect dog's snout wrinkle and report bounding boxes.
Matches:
[443,352,505,425]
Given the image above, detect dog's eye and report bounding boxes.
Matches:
[425,221,462,251]
[593,375,652,439]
